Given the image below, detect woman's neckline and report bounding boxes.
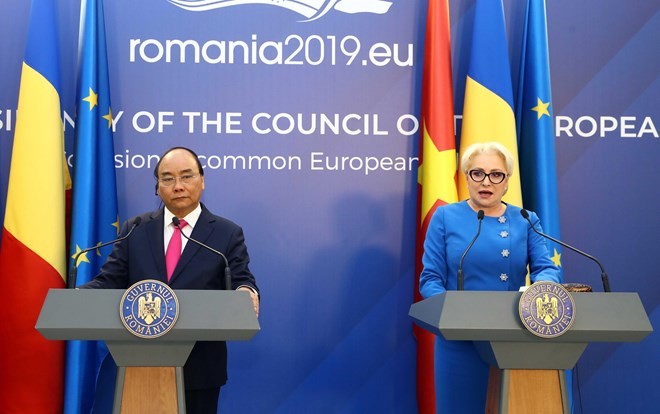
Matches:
[466,199,507,217]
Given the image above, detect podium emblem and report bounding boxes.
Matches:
[519,281,575,338]
[120,280,180,338]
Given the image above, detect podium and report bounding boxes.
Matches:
[36,289,260,414]
[409,291,652,413]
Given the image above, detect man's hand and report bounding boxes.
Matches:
[237,286,259,317]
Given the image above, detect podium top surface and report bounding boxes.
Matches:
[36,288,260,342]
[409,291,652,343]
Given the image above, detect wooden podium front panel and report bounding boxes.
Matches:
[120,367,178,414]
[508,370,563,413]
[486,367,501,413]
[486,369,564,414]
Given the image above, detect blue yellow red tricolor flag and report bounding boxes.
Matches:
[458,0,522,206]
[414,1,457,412]
[63,0,120,413]
[517,0,563,279]
[0,0,70,411]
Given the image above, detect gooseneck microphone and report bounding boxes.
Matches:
[68,216,142,289]
[457,210,485,291]
[520,209,611,292]
[172,217,232,290]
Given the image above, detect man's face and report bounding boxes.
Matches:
[156,149,204,217]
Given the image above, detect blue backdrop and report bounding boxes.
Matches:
[0,1,657,413]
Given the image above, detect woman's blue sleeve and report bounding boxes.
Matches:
[420,208,448,297]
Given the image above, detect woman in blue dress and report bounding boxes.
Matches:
[419,142,560,413]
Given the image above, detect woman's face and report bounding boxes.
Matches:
[466,153,509,212]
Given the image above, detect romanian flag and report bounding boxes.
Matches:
[64,0,119,413]
[517,0,563,278]
[0,0,70,411]
[458,0,522,206]
[414,1,457,413]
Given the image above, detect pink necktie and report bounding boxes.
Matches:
[165,219,187,281]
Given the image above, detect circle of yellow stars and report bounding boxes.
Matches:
[71,216,121,266]
[82,87,113,127]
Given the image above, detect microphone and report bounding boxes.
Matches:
[68,216,142,289]
[172,217,232,290]
[520,209,611,292]
[457,209,484,290]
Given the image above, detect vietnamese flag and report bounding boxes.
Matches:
[414,1,457,413]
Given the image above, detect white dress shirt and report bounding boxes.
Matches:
[163,204,202,254]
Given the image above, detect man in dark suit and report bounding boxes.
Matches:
[82,147,259,413]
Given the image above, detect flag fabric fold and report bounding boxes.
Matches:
[516,0,563,279]
[516,0,571,408]
[0,0,69,411]
[414,1,457,413]
[458,0,522,206]
[64,0,119,412]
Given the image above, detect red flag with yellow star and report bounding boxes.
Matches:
[414,1,457,412]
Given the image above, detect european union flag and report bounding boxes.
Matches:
[517,0,564,280]
[65,0,119,412]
